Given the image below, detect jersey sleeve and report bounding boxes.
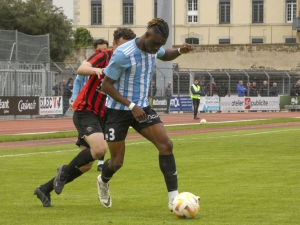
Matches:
[87,52,107,68]
[103,49,128,80]
[156,47,165,58]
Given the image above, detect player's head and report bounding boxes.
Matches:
[94,39,109,50]
[143,18,169,54]
[112,28,136,49]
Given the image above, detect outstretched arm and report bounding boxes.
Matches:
[158,43,194,61]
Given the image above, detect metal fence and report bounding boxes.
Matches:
[154,69,300,97]
[0,29,50,62]
[0,61,81,97]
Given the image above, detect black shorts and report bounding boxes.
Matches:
[73,110,104,147]
[104,106,162,142]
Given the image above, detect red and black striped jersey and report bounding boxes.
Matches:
[72,49,113,117]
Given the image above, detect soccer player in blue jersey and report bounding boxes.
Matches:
[99,18,194,210]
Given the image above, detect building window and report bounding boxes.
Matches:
[252,38,263,44]
[123,0,133,24]
[154,0,157,18]
[187,0,198,24]
[219,38,230,44]
[286,0,296,23]
[252,0,263,23]
[285,38,296,43]
[91,1,102,25]
[219,0,230,24]
[185,38,199,44]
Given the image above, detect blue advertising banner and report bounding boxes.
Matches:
[170,96,193,112]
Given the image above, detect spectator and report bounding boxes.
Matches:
[63,78,73,115]
[165,82,172,114]
[218,81,228,97]
[290,83,298,96]
[237,80,247,97]
[190,79,201,120]
[52,79,66,96]
[249,81,258,96]
[260,80,269,96]
[206,78,217,96]
[148,81,157,97]
[199,80,206,97]
[269,82,278,96]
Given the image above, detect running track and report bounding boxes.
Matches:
[0,112,299,149]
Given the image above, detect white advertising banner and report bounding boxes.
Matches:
[198,96,220,111]
[39,96,63,115]
[220,97,279,111]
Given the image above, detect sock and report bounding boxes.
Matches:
[66,167,83,184]
[168,190,178,203]
[64,148,94,174]
[101,159,116,183]
[98,155,104,165]
[40,178,55,194]
[159,154,178,193]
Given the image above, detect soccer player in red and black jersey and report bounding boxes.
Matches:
[34,28,136,207]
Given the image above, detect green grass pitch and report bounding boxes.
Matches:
[0,126,299,224]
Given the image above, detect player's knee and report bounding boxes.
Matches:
[159,139,173,154]
[92,145,107,159]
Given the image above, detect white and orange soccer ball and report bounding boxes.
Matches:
[200,119,207,124]
[172,192,200,219]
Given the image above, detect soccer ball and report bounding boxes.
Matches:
[200,119,207,124]
[172,192,200,219]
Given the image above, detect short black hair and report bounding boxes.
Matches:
[93,39,109,49]
[113,28,136,42]
[147,18,169,39]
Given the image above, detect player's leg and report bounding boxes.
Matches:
[53,111,106,195]
[97,108,130,208]
[97,155,105,171]
[134,107,178,211]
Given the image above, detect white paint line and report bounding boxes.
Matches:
[0,128,298,158]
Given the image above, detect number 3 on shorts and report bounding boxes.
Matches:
[108,128,115,141]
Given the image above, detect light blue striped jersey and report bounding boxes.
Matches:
[103,38,165,110]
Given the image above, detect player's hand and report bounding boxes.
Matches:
[131,105,147,122]
[179,43,194,54]
[94,68,104,79]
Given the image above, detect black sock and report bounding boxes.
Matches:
[64,148,94,174]
[101,159,116,183]
[159,154,178,192]
[66,167,83,184]
[40,178,55,194]
[98,155,104,161]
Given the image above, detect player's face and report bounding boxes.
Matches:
[113,37,129,49]
[96,44,108,50]
[144,31,167,54]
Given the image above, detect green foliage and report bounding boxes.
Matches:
[0,0,74,61]
[74,27,94,49]
[0,127,299,224]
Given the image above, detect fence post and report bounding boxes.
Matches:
[243,70,250,96]
[225,71,231,96]
[284,71,291,95]
[263,71,270,96]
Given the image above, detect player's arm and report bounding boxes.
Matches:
[158,43,194,61]
[71,75,83,102]
[77,61,103,78]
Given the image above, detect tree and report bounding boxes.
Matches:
[0,0,74,62]
[74,27,94,49]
